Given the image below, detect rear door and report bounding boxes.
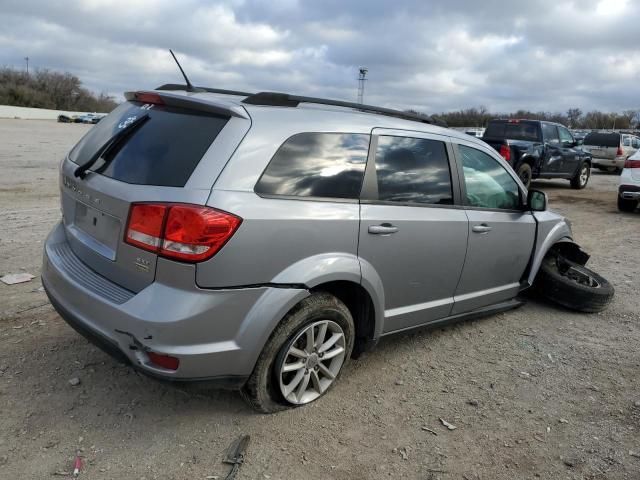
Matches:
[450,139,535,314]
[60,95,249,292]
[358,129,468,333]
[540,123,564,173]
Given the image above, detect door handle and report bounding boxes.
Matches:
[472,224,492,234]
[368,224,399,235]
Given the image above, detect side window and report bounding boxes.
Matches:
[255,133,369,199]
[623,136,631,147]
[633,137,640,149]
[458,145,521,210]
[542,123,560,144]
[558,127,574,144]
[375,136,453,205]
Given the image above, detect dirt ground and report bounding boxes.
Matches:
[0,119,639,480]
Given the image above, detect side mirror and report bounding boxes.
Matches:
[528,189,547,212]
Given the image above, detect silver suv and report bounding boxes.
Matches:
[42,86,612,412]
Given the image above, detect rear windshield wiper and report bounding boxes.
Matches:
[74,113,150,179]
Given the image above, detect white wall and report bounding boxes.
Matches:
[0,105,94,120]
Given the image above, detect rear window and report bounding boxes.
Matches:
[583,132,620,147]
[255,133,369,199]
[484,121,539,142]
[69,101,229,187]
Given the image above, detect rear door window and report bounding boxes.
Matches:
[254,133,369,199]
[374,136,453,205]
[69,101,229,187]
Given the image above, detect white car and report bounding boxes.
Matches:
[618,149,640,212]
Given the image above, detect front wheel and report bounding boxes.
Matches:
[241,292,354,413]
[535,254,614,313]
[570,163,590,189]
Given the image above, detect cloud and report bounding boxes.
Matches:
[1,0,639,113]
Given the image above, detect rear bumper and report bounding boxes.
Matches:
[592,156,625,169]
[43,221,308,385]
[619,184,640,200]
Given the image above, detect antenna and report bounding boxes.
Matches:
[169,49,195,92]
[357,67,368,104]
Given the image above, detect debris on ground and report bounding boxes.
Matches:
[421,426,438,436]
[467,399,479,407]
[68,377,81,387]
[1,273,35,285]
[73,451,82,477]
[222,435,250,480]
[439,418,457,430]
[559,418,569,424]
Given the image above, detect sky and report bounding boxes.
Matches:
[1,0,639,114]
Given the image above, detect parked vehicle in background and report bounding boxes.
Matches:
[464,128,485,138]
[571,130,589,142]
[482,119,592,189]
[74,113,106,124]
[581,132,640,174]
[42,86,613,412]
[57,114,74,123]
[618,150,640,212]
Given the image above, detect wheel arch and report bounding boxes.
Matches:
[524,213,588,286]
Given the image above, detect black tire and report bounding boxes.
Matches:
[241,292,354,413]
[536,255,614,313]
[618,196,637,212]
[516,163,532,189]
[570,162,590,189]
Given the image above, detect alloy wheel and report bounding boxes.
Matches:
[278,320,346,405]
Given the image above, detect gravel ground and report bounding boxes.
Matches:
[0,119,639,480]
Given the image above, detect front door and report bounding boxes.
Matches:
[451,140,536,314]
[358,130,468,333]
[558,125,581,174]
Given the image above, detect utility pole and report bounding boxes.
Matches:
[357,67,368,104]
[24,57,29,75]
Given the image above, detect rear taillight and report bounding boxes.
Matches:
[617,146,624,156]
[625,159,640,169]
[499,143,511,163]
[125,203,242,262]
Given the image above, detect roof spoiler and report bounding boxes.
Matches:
[125,90,249,119]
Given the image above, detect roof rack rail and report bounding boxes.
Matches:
[156,83,253,96]
[242,92,446,127]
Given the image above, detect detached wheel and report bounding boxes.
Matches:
[516,163,532,189]
[536,254,614,313]
[570,162,590,189]
[241,292,354,413]
[618,196,637,212]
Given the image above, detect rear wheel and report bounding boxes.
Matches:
[516,163,532,189]
[618,196,638,212]
[570,162,590,189]
[241,292,354,413]
[535,254,614,313]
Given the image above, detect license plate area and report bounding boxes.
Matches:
[73,201,121,260]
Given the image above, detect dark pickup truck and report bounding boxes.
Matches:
[482,119,592,189]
